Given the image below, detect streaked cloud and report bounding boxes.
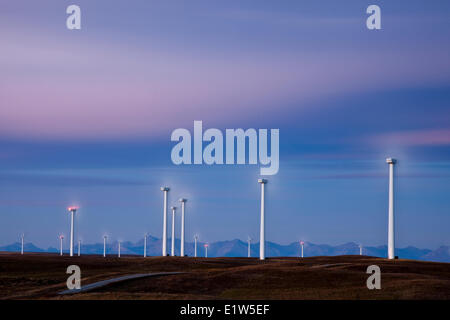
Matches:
[368,129,450,147]
[0,172,150,187]
[0,2,449,141]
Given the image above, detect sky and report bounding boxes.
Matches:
[0,1,449,250]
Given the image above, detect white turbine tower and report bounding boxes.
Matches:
[170,206,177,256]
[247,236,252,258]
[194,234,199,257]
[59,235,64,256]
[258,179,267,260]
[118,241,121,258]
[386,158,397,259]
[204,243,209,258]
[78,239,81,256]
[67,206,78,257]
[21,233,24,255]
[161,187,170,256]
[103,235,107,257]
[179,198,187,257]
[359,244,363,256]
[300,241,305,258]
[144,234,147,258]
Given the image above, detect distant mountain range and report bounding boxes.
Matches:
[1,237,449,263]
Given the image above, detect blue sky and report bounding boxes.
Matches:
[0,1,449,249]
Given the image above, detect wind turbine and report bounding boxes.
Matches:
[258,179,268,260]
[118,241,121,258]
[247,236,252,258]
[103,235,107,257]
[160,187,170,256]
[179,198,187,257]
[59,235,64,256]
[386,158,397,259]
[204,243,209,258]
[170,206,177,256]
[144,234,147,257]
[300,241,305,258]
[20,233,24,255]
[194,234,199,257]
[67,206,78,257]
[78,239,81,256]
[359,244,363,256]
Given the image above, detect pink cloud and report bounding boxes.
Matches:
[369,129,450,147]
[1,27,449,141]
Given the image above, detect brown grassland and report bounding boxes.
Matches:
[0,252,449,300]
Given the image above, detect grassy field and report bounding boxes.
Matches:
[0,252,449,300]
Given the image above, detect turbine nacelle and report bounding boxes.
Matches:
[386,157,397,164]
